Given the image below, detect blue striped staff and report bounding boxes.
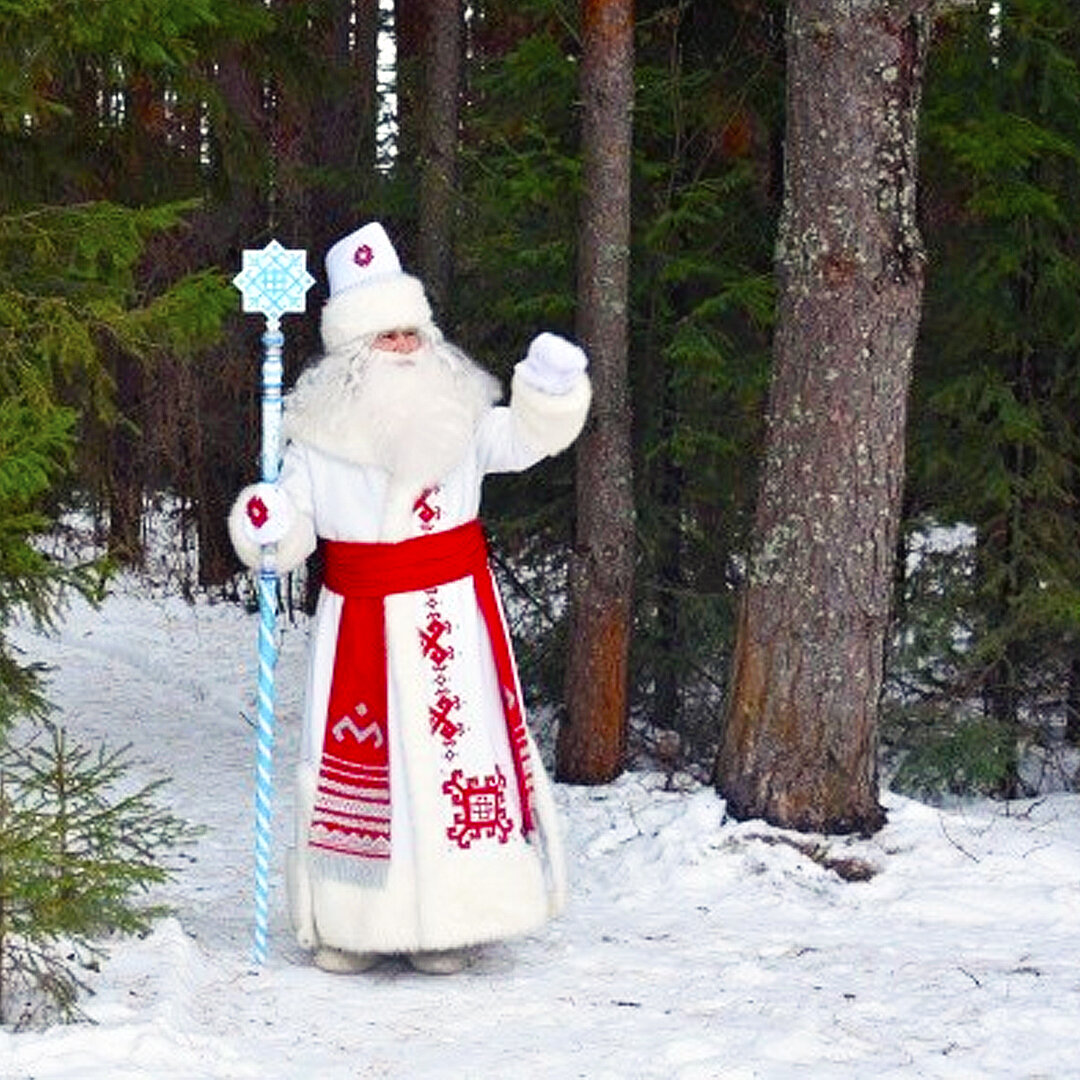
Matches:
[232,241,315,965]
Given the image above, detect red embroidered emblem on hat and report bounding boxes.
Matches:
[353,243,374,268]
[246,495,269,529]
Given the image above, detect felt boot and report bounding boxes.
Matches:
[313,946,380,974]
[407,949,469,975]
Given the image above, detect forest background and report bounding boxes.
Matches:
[2,0,1080,820]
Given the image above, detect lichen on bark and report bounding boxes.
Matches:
[715,0,937,835]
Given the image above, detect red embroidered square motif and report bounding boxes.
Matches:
[444,767,513,848]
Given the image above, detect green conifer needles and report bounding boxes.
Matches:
[0,723,201,1028]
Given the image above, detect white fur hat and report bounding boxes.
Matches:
[320,222,433,352]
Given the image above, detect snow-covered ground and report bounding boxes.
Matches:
[4,579,1080,1079]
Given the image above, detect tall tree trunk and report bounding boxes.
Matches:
[653,366,685,735]
[1070,457,1080,747]
[556,0,635,784]
[178,49,269,586]
[354,0,380,177]
[395,0,426,209]
[979,499,1024,797]
[418,0,462,318]
[1066,657,1080,746]
[715,0,938,834]
[106,349,147,566]
[313,0,380,257]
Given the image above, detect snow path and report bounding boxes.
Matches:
[3,585,1080,1078]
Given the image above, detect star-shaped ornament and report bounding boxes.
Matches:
[233,240,315,322]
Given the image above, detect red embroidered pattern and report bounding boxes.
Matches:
[414,488,442,531]
[414,489,465,758]
[422,592,464,759]
[429,691,462,745]
[444,767,513,848]
[408,494,525,847]
[353,243,374,267]
[419,612,454,666]
[246,495,269,528]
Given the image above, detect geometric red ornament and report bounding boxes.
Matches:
[246,494,269,529]
[444,767,513,848]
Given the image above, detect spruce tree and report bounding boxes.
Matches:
[0,726,199,1028]
[628,0,779,775]
[0,202,216,1024]
[893,0,1080,796]
[1,3,237,1017]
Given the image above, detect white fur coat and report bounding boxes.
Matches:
[232,354,590,955]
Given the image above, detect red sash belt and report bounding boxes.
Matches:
[309,520,535,873]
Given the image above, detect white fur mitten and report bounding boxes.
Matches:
[235,482,293,545]
[515,332,588,395]
[228,482,314,572]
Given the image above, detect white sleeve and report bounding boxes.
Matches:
[475,369,592,476]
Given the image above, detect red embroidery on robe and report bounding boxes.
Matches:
[429,692,462,745]
[414,488,442,531]
[444,768,513,848]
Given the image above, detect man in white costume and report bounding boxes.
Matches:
[229,222,591,975]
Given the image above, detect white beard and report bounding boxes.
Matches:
[283,334,502,489]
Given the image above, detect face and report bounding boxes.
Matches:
[373,329,422,355]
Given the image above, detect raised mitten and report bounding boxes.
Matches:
[515,332,588,395]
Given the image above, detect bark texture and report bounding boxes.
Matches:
[715,0,934,833]
[557,0,636,784]
[394,0,425,201]
[315,0,378,255]
[418,0,462,318]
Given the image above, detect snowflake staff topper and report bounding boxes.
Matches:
[233,240,315,326]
